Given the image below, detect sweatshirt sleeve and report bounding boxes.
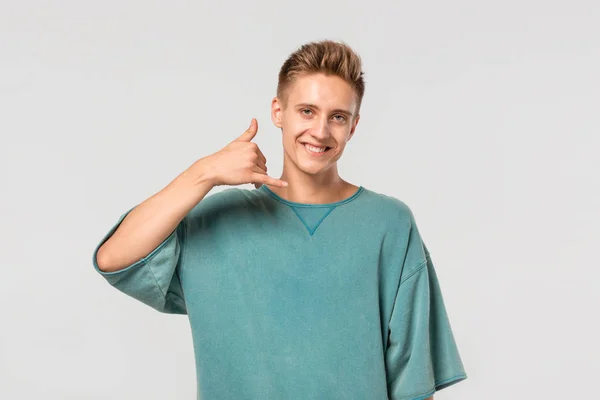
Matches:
[384,248,468,400]
[92,208,187,315]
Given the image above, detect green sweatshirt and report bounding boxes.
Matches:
[92,185,467,400]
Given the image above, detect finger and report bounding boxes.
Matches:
[252,172,288,188]
[253,165,266,175]
[255,158,267,172]
[255,147,267,166]
[236,118,258,142]
[252,165,267,189]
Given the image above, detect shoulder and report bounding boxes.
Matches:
[360,187,417,227]
[362,189,432,280]
[187,186,262,222]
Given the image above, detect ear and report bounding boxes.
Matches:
[347,114,360,141]
[271,97,283,128]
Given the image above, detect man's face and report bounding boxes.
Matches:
[271,73,360,177]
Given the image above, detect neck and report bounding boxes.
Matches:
[272,158,357,204]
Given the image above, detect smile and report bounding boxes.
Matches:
[302,143,331,156]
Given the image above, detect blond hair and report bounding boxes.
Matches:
[276,40,366,115]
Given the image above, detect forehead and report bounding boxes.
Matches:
[285,73,357,111]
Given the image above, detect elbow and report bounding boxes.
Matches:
[96,244,116,273]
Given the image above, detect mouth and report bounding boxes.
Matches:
[301,142,332,157]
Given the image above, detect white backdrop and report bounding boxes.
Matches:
[1,1,598,399]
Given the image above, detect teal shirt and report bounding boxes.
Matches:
[92,185,467,399]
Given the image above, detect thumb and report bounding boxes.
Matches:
[237,118,258,142]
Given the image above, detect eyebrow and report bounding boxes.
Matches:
[295,103,354,117]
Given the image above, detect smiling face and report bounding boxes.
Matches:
[271,72,360,178]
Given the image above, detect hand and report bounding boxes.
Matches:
[202,118,288,189]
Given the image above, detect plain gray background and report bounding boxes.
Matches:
[1,1,598,399]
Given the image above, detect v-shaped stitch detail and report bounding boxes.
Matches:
[291,206,337,236]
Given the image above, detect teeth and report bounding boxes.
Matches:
[304,144,327,153]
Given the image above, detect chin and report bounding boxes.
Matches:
[299,166,323,175]
[296,159,334,176]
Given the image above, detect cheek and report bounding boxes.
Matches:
[283,115,313,132]
[281,127,303,143]
[332,137,349,155]
[331,146,342,158]
[281,131,302,150]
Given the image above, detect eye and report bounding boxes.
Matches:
[301,108,313,116]
[333,114,347,123]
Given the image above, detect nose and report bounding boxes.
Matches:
[310,116,331,141]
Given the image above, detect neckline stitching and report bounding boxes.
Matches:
[260,185,364,208]
[291,205,338,236]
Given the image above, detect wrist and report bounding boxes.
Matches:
[180,158,217,191]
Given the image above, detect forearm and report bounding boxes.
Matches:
[96,159,214,272]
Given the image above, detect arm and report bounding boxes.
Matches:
[92,119,288,313]
[96,118,287,273]
[96,159,215,273]
[385,238,467,399]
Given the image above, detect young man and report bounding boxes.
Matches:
[93,40,467,400]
